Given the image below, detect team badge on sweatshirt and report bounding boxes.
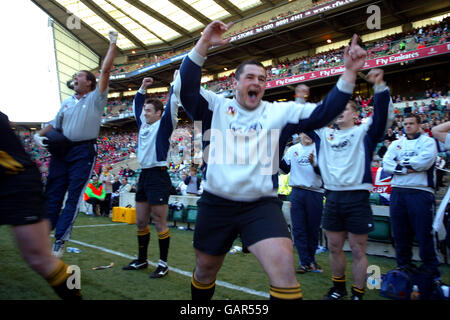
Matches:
[226,106,236,116]
[327,133,334,141]
[396,145,402,150]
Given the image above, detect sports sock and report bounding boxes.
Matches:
[269,284,303,300]
[191,275,216,300]
[137,226,150,262]
[158,228,170,263]
[351,284,365,299]
[332,275,347,291]
[45,260,82,300]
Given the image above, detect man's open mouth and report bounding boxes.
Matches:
[248,90,259,99]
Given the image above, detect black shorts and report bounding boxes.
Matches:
[135,167,172,205]
[0,165,46,226]
[194,191,291,256]
[321,190,374,235]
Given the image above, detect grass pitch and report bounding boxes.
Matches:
[0,214,448,300]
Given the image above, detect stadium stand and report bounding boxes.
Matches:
[3,0,449,303]
[98,16,448,97]
[15,10,450,201]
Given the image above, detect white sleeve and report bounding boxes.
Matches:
[278,102,315,125]
[406,137,437,171]
[199,87,223,112]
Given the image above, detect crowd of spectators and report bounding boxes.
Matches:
[16,13,450,198]
[99,17,449,120]
[96,131,138,170]
[18,84,450,199]
[378,89,450,155]
[224,0,331,38]
[21,134,50,182]
[104,97,133,118]
[103,92,168,120]
[190,18,450,95]
[12,84,449,212]
[98,11,448,98]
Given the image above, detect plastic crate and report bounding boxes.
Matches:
[112,207,136,224]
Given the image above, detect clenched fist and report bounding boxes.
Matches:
[141,77,154,90]
[108,30,118,44]
[366,68,384,86]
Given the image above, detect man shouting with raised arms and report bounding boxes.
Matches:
[173,21,367,300]
[34,30,118,257]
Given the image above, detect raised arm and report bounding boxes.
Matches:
[341,34,367,90]
[158,70,181,142]
[293,78,355,132]
[193,21,233,57]
[161,70,181,129]
[98,31,118,94]
[173,21,232,120]
[431,121,450,144]
[293,34,367,132]
[133,77,153,129]
[365,68,394,148]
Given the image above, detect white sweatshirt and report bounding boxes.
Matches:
[382,133,437,193]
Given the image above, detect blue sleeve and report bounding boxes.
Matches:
[133,91,146,129]
[308,131,322,177]
[176,52,210,121]
[365,87,392,152]
[174,51,214,154]
[278,124,297,166]
[158,86,177,137]
[155,86,179,162]
[296,80,353,132]
[279,159,291,174]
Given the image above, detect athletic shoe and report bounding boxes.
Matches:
[149,265,169,278]
[311,262,323,273]
[350,295,362,300]
[322,287,348,300]
[122,259,148,270]
[52,240,65,258]
[296,264,313,274]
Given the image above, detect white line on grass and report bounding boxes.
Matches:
[73,223,129,228]
[68,238,270,298]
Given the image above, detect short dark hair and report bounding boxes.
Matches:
[80,70,97,91]
[404,113,421,124]
[145,98,164,114]
[347,99,359,112]
[235,60,266,80]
